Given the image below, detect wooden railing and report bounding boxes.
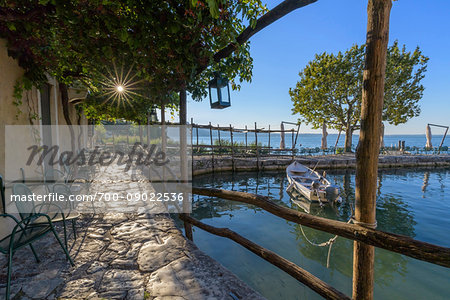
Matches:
[182,187,450,299]
[191,122,300,158]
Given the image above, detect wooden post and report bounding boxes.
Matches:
[294,123,300,149]
[146,111,150,146]
[255,122,259,170]
[291,128,295,159]
[191,118,194,170]
[161,102,166,180]
[438,127,448,154]
[230,124,235,171]
[268,125,271,154]
[217,124,221,156]
[209,122,214,172]
[179,89,193,241]
[196,125,199,153]
[245,125,248,155]
[353,1,392,299]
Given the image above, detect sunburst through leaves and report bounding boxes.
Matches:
[100,61,146,109]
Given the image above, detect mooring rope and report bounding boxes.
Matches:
[299,217,352,268]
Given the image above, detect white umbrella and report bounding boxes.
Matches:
[426,124,432,148]
[321,122,328,149]
[380,122,385,148]
[280,122,285,149]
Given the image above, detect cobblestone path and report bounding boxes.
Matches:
[0,165,264,300]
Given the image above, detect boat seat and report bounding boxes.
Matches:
[292,176,315,181]
[290,171,306,175]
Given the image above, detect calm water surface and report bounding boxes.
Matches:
[187,168,450,300]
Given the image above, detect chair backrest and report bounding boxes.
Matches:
[12,183,36,220]
[44,168,67,192]
[52,183,74,210]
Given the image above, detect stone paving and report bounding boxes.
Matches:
[0,165,264,300]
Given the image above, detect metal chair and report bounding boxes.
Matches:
[0,212,74,299]
[43,168,67,193]
[52,183,81,242]
[12,183,77,250]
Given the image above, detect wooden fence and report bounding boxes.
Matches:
[181,187,450,300]
[191,121,300,171]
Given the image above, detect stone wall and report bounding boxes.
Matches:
[193,154,450,176]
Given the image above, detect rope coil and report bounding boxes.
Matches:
[350,217,378,229]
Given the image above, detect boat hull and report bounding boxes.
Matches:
[285,161,340,204]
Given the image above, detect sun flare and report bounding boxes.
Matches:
[99,61,145,109]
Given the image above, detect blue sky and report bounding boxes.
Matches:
[185,0,450,134]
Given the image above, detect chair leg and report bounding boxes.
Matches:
[6,250,13,300]
[71,219,77,240]
[62,221,68,250]
[51,227,74,266]
[29,244,40,263]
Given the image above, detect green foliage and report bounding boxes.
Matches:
[1,0,268,121]
[289,42,428,131]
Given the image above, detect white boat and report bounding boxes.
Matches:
[286,161,341,204]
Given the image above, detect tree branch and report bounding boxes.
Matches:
[196,0,317,75]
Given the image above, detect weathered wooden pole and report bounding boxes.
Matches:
[353,0,392,299]
[245,125,248,154]
[291,128,295,159]
[161,102,166,180]
[209,122,214,171]
[217,124,221,155]
[255,122,259,170]
[179,89,193,241]
[230,124,235,171]
[161,101,166,148]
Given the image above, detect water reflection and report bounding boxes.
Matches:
[191,169,450,300]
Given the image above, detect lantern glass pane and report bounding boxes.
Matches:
[210,87,219,104]
[220,85,230,104]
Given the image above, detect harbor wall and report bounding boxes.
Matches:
[192,154,450,176]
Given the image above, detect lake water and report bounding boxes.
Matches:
[192,128,448,150]
[187,169,450,299]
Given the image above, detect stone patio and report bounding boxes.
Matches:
[0,164,264,300]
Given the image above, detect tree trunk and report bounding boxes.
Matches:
[59,82,75,152]
[344,126,353,153]
[353,1,392,299]
[179,89,192,241]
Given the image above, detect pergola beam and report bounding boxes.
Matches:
[197,0,318,75]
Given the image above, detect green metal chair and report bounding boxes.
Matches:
[12,183,79,250]
[51,183,81,242]
[44,167,91,195]
[43,168,67,193]
[0,212,74,299]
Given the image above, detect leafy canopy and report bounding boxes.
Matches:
[0,0,267,120]
[289,41,428,131]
